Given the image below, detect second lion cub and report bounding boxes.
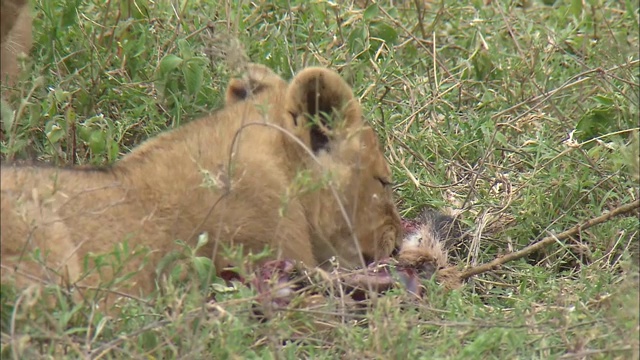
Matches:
[1,64,403,307]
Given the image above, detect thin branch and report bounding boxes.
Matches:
[491,60,640,122]
[459,199,640,280]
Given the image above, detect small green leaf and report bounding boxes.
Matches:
[192,256,213,282]
[370,21,398,45]
[183,59,204,96]
[89,130,106,154]
[494,131,507,146]
[626,0,636,18]
[46,123,65,144]
[53,88,70,103]
[78,125,91,142]
[575,106,616,141]
[170,263,184,281]
[386,6,399,18]
[363,4,379,21]
[593,95,614,107]
[158,54,183,77]
[108,139,120,163]
[211,283,237,294]
[156,249,183,278]
[347,25,367,53]
[61,0,81,28]
[121,0,149,19]
[473,49,494,80]
[1,99,14,133]
[177,39,194,60]
[570,0,583,18]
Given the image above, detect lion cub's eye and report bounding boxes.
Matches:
[376,177,393,188]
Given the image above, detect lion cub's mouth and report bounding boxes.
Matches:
[361,253,376,265]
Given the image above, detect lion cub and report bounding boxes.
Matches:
[1,64,403,308]
[1,0,32,87]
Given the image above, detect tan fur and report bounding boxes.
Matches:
[0,0,32,87]
[0,64,403,309]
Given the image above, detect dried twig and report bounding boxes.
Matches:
[458,199,640,280]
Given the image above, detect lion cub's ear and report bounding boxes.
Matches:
[225,63,283,105]
[285,68,363,153]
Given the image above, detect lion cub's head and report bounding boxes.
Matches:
[228,64,403,269]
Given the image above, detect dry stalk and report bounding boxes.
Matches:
[457,199,640,280]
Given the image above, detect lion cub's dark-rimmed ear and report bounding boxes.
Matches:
[285,67,364,153]
[225,63,284,105]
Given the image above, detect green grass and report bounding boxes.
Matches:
[1,0,638,358]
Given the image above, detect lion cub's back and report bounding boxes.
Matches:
[0,165,127,251]
[0,164,155,292]
[1,164,117,196]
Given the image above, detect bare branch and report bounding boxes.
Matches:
[458,199,640,280]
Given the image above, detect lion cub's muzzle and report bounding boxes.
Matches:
[361,219,402,265]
